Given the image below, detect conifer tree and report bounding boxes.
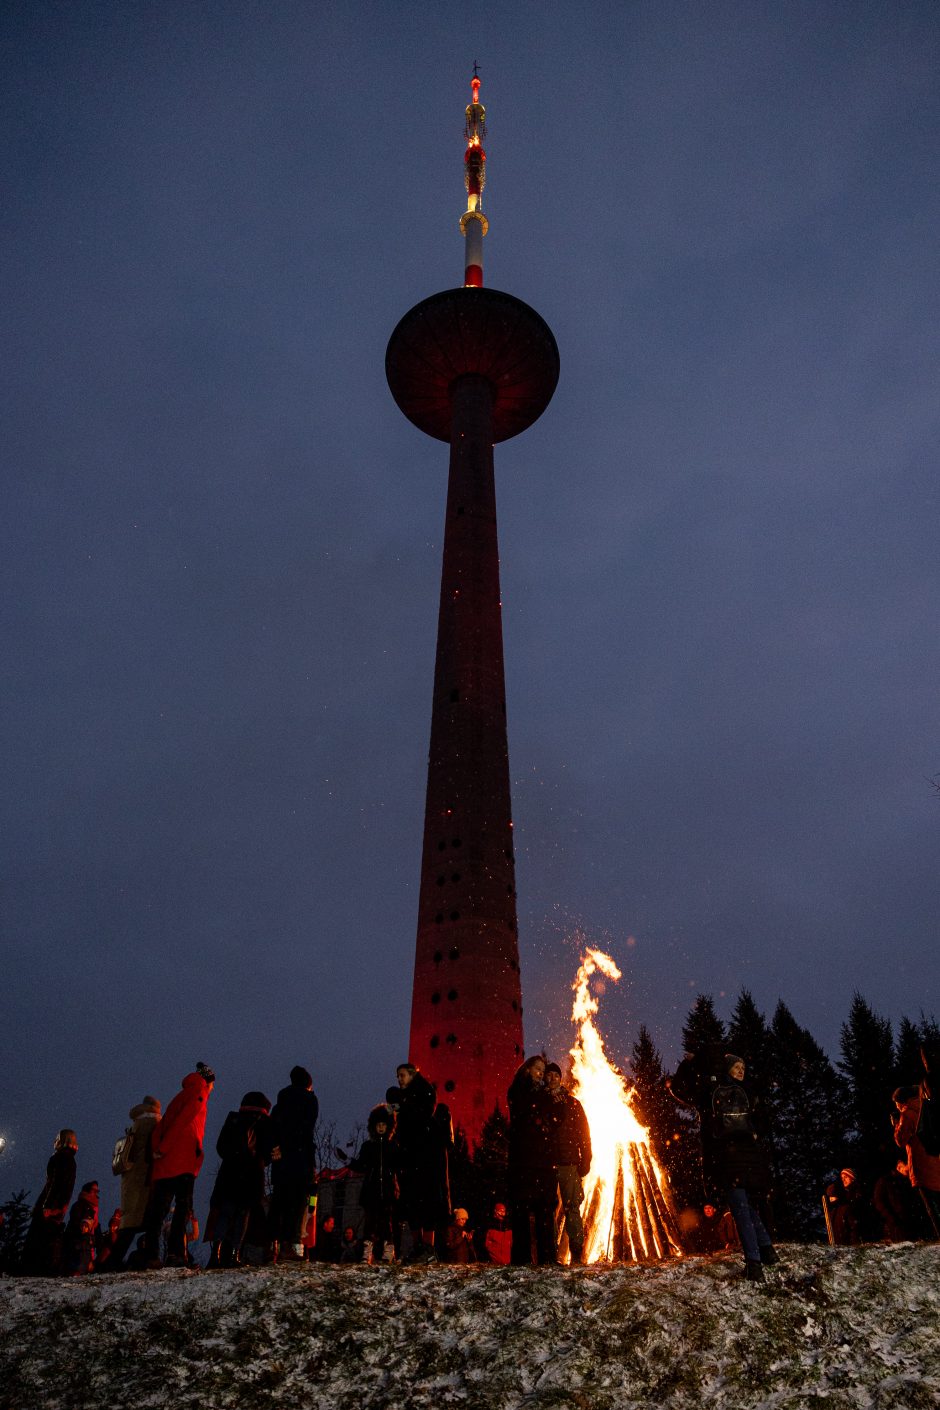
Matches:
[769,1002,846,1238]
[681,995,727,1055]
[839,992,895,1174]
[895,1016,924,1089]
[466,1106,510,1225]
[727,989,774,1108]
[0,1190,31,1275]
[631,1026,701,1213]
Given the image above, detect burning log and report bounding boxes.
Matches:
[566,946,683,1264]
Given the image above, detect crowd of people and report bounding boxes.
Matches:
[12,1038,938,1283]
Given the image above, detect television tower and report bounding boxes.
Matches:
[386,69,559,1146]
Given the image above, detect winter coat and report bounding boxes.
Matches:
[32,1148,77,1219]
[547,1089,592,1175]
[444,1220,474,1264]
[894,1096,940,1192]
[210,1107,275,1210]
[393,1075,450,1227]
[708,1078,772,1196]
[63,1189,99,1275]
[482,1219,512,1264]
[507,1072,556,1201]
[151,1073,212,1181]
[120,1105,160,1228]
[353,1135,399,1213]
[270,1083,319,1184]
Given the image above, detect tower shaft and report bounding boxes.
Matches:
[409,375,523,1142]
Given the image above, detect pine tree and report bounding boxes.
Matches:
[465,1106,510,1226]
[839,992,895,1175]
[895,1016,924,1089]
[769,1003,846,1238]
[727,989,774,1108]
[0,1190,31,1275]
[631,1026,701,1214]
[681,995,727,1056]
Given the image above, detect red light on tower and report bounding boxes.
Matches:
[386,68,558,1147]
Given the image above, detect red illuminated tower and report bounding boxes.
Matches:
[386,70,559,1146]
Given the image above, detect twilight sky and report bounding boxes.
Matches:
[2,1,938,1199]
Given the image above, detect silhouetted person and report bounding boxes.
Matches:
[507,1056,556,1266]
[389,1063,442,1262]
[208,1091,274,1268]
[710,1056,777,1281]
[269,1065,319,1262]
[351,1104,400,1263]
[21,1129,78,1276]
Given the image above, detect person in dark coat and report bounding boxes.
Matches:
[63,1181,100,1276]
[824,1168,866,1245]
[389,1063,447,1263]
[709,1055,777,1281]
[544,1063,592,1264]
[269,1065,319,1262]
[351,1104,400,1263]
[314,1214,341,1263]
[507,1055,557,1266]
[339,1224,364,1263]
[872,1160,919,1242]
[21,1129,78,1276]
[207,1091,275,1268]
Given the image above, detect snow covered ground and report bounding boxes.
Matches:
[1,1244,937,1409]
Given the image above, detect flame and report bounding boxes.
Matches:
[566,946,682,1262]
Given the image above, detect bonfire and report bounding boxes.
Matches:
[565,946,682,1262]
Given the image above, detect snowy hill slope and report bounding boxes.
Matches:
[1,1245,937,1410]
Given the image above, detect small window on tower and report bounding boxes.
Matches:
[431,991,441,1005]
[444,1080,456,1093]
[448,989,458,1002]
[430,1035,440,1049]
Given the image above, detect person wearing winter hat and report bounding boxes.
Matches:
[710,1055,778,1281]
[351,1104,400,1263]
[63,1181,100,1276]
[144,1065,215,1268]
[111,1095,162,1269]
[207,1091,275,1268]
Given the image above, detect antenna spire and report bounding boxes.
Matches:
[460,65,488,287]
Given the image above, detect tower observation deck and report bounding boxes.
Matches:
[386,70,558,1147]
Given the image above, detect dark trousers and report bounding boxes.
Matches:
[727,1186,770,1262]
[145,1173,195,1261]
[268,1173,309,1247]
[511,1199,556,1265]
[556,1165,585,1257]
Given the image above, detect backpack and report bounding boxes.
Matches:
[111,1126,135,1176]
[916,1090,940,1158]
[712,1083,754,1139]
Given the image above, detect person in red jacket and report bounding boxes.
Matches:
[893,1085,940,1238]
[144,1063,215,1267]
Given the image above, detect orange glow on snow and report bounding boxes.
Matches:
[567,946,682,1262]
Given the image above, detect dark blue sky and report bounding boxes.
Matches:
[3,1,938,1198]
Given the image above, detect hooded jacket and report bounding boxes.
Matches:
[151,1073,212,1181]
[120,1100,161,1228]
